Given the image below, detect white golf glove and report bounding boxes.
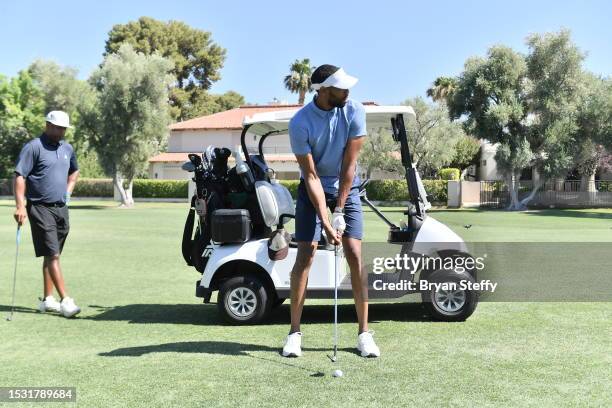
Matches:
[331,209,346,234]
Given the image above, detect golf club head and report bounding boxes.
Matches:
[181,161,196,172]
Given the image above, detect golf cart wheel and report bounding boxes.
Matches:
[217,274,272,324]
[421,270,478,322]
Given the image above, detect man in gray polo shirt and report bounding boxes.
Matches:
[13,111,81,318]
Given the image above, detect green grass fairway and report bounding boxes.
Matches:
[0,200,610,407]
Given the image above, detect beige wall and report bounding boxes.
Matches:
[168,129,241,152]
[478,140,503,181]
[168,129,293,155]
[149,160,300,180]
[149,162,192,180]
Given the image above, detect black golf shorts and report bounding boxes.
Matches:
[26,202,70,257]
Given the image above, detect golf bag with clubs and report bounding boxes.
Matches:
[181,146,272,273]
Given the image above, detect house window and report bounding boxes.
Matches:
[481,160,487,166]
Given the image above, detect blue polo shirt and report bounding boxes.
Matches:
[289,97,367,194]
[14,133,79,204]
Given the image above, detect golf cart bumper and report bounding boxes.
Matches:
[195,280,212,303]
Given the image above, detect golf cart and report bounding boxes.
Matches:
[181,105,479,324]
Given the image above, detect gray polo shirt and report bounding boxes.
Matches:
[14,133,79,204]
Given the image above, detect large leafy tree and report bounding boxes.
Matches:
[27,60,104,177]
[404,97,466,176]
[448,30,587,209]
[284,58,313,104]
[448,45,532,209]
[359,130,403,178]
[520,30,584,201]
[0,71,45,178]
[573,75,612,190]
[360,98,467,179]
[105,17,241,120]
[80,44,174,207]
[175,88,245,119]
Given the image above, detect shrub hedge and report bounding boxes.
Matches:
[132,179,189,198]
[1,178,449,203]
[439,168,460,181]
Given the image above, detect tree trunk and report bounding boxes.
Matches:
[580,172,596,192]
[298,89,306,105]
[114,173,135,208]
[506,171,523,211]
[519,178,544,207]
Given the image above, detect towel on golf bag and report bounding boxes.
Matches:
[267,228,291,261]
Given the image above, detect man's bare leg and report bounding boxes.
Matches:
[343,236,368,333]
[44,255,67,300]
[42,258,54,298]
[289,242,317,333]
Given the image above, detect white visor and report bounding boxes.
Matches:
[311,68,358,90]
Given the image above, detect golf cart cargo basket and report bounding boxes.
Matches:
[211,209,252,244]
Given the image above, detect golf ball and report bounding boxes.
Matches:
[332,369,343,377]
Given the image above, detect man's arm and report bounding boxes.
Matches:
[13,174,27,225]
[336,136,366,209]
[67,170,79,194]
[296,154,340,244]
[65,148,79,202]
[13,142,34,225]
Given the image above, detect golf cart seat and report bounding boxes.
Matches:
[254,180,295,228]
[254,180,334,250]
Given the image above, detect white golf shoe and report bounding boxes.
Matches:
[282,332,303,357]
[60,297,81,318]
[357,330,381,358]
[38,296,61,313]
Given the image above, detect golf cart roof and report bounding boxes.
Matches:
[243,105,416,136]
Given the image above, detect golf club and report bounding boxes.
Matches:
[330,231,343,377]
[6,225,21,321]
[332,240,338,362]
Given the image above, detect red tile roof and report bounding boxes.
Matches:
[169,101,379,131]
[169,105,303,131]
[149,152,296,163]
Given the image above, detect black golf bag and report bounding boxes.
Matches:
[181,147,271,273]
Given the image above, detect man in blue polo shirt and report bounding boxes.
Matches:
[13,111,81,318]
[282,65,380,358]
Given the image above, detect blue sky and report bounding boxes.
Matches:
[1,0,610,106]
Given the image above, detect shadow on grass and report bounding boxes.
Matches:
[0,305,39,315]
[99,340,347,357]
[99,341,344,377]
[65,204,114,210]
[86,302,431,326]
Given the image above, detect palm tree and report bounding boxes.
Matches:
[284,58,314,104]
[426,76,458,104]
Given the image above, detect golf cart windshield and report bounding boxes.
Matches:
[240,104,430,216]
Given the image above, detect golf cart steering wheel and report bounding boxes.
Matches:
[358,178,370,197]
